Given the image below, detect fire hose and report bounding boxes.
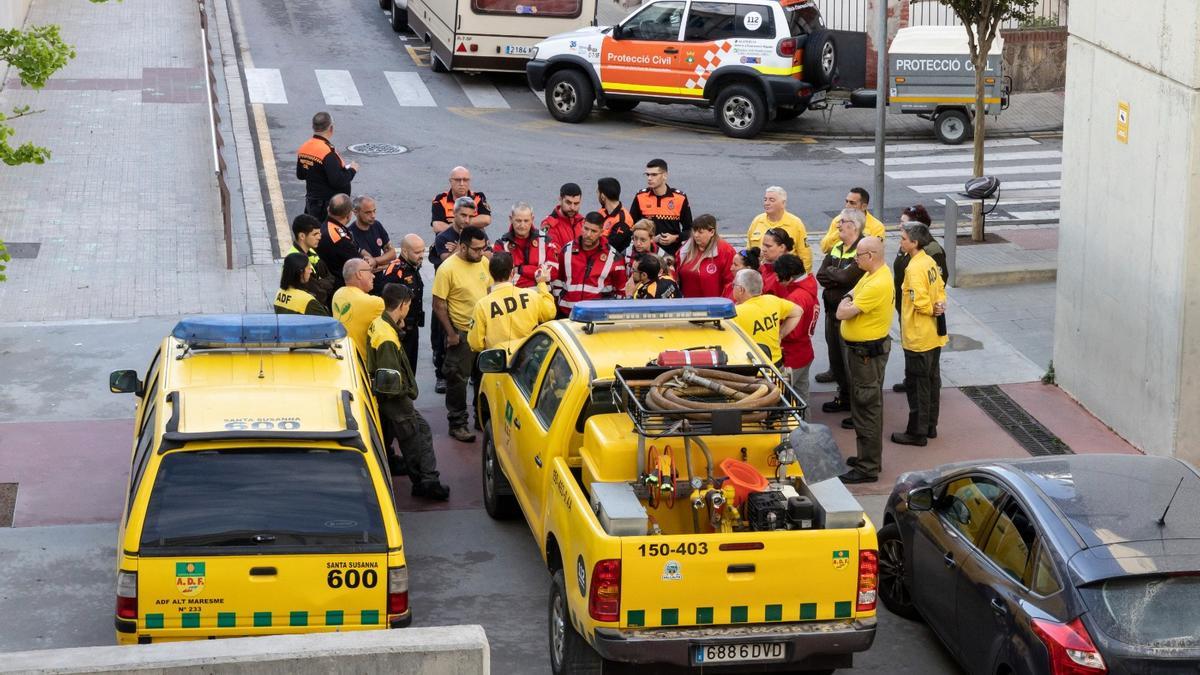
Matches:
[640,367,783,421]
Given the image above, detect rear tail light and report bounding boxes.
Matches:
[856,550,878,613]
[588,559,621,623]
[719,542,764,551]
[116,571,137,620]
[388,566,409,616]
[1032,617,1107,674]
[777,37,798,57]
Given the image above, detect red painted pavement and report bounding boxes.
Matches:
[1001,382,1141,455]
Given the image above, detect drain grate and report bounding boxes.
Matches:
[3,242,40,259]
[961,385,1072,457]
[0,483,16,527]
[346,143,408,156]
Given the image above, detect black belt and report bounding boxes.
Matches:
[844,337,889,347]
[845,336,890,357]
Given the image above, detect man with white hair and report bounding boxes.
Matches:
[331,258,385,359]
[746,186,811,274]
[494,201,558,288]
[430,165,491,234]
[730,268,804,367]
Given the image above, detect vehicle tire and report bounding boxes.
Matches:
[775,106,803,122]
[934,109,971,145]
[878,523,923,621]
[545,69,594,123]
[605,98,639,113]
[482,424,519,520]
[432,53,450,73]
[389,0,408,32]
[379,0,389,9]
[714,83,767,139]
[549,570,603,675]
[803,30,838,88]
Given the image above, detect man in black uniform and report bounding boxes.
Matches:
[295,112,358,219]
[350,195,396,294]
[380,233,427,372]
[630,158,693,256]
[626,255,679,299]
[316,194,360,293]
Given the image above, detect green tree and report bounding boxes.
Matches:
[0,1,111,280]
[940,0,1037,240]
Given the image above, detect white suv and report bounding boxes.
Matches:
[526,0,837,138]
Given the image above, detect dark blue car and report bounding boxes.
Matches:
[879,454,1200,674]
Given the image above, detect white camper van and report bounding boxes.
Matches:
[400,0,600,73]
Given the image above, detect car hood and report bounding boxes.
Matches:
[1067,538,1200,586]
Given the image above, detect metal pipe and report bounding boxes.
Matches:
[872,0,888,218]
[944,195,958,287]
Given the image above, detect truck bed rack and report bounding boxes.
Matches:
[613,365,806,438]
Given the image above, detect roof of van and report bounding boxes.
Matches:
[890,25,1004,56]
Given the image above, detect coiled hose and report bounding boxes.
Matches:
[637,367,782,422]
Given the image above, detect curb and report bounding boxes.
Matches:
[955,265,1057,288]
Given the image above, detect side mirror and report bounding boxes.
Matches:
[373,369,403,396]
[610,23,623,40]
[907,486,933,512]
[477,348,508,374]
[109,370,141,395]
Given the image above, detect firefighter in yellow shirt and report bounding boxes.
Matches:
[432,226,492,442]
[745,186,811,275]
[467,252,556,352]
[331,258,385,358]
[730,268,803,366]
[819,188,886,254]
[892,222,948,448]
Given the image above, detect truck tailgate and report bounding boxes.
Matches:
[619,530,862,629]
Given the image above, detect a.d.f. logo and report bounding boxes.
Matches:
[176,561,206,595]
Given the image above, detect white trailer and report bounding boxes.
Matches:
[402,0,599,73]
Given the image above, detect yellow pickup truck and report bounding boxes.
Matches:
[476,299,878,673]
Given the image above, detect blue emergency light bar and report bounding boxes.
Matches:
[569,298,736,323]
[172,314,347,348]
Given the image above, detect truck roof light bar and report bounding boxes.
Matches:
[171,314,347,349]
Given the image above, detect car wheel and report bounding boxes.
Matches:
[432,53,450,73]
[545,69,594,123]
[802,30,838,88]
[714,83,767,139]
[549,570,603,675]
[775,106,803,122]
[878,523,923,621]
[389,0,408,31]
[378,0,389,9]
[605,98,639,113]
[934,109,971,145]
[482,424,518,520]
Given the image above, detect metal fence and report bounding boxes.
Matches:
[816,0,1067,33]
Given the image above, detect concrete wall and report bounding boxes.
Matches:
[0,625,491,674]
[1002,27,1067,92]
[0,0,32,30]
[1055,0,1200,461]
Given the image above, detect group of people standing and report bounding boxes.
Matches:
[283,110,951,491]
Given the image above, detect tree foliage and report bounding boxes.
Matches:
[939,0,1037,239]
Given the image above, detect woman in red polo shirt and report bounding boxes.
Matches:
[675,214,735,298]
[759,227,795,297]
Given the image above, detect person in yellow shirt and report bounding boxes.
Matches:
[432,226,492,442]
[467,252,556,352]
[819,188,886,254]
[834,237,894,484]
[745,186,811,275]
[331,258,385,358]
[730,268,803,366]
[274,253,329,316]
[893,223,948,447]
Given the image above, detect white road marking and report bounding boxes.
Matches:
[315,69,363,106]
[244,67,287,104]
[859,150,1062,166]
[455,74,510,108]
[909,179,1061,194]
[887,163,1061,180]
[936,194,1060,206]
[835,137,1040,155]
[385,71,436,107]
[1006,210,1061,220]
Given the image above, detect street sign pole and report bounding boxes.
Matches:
[873,0,888,221]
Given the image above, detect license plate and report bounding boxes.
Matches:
[809,90,827,103]
[694,642,786,664]
[503,45,536,56]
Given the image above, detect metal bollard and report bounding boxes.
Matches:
[944,194,958,288]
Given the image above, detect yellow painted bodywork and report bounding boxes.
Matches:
[115,336,406,644]
[481,316,877,655]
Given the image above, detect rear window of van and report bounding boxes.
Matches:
[138,450,386,552]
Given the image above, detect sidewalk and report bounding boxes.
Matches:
[0,0,275,324]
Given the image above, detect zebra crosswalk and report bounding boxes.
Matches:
[242,67,537,110]
[835,137,1062,224]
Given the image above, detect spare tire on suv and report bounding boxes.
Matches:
[803,29,838,89]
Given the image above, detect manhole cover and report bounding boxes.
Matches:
[346,143,408,156]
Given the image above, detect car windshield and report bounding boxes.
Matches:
[1079,575,1200,648]
[139,449,386,551]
